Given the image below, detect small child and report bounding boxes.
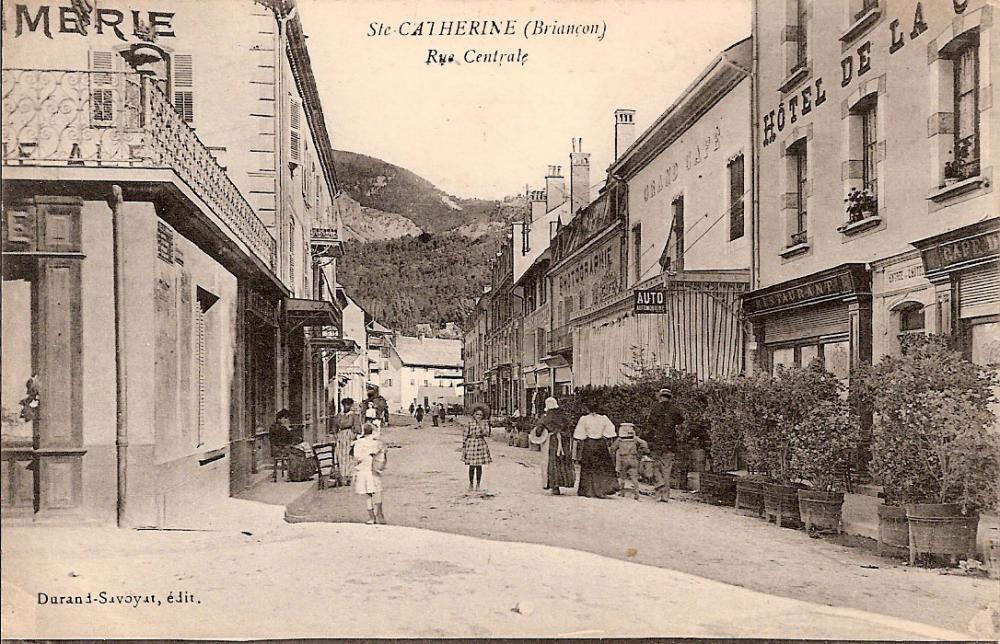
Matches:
[353,421,387,524]
[610,422,648,500]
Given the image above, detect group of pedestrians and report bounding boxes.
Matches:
[410,402,448,427]
[327,396,389,525]
[530,388,682,502]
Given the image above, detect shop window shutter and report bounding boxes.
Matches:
[289,98,302,164]
[763,302,849,345]
[959,261,999,318]
[89,50,115,126]
[173,54,194,123]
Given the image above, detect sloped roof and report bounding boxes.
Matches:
[393,335,462,368]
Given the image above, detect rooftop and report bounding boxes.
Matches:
[393,335,463,368]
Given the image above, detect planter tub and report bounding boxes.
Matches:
[701,472,737,505]
[877,504,909,557]
[515,431,530,448]
[797,489,844,533]
[735,479,763,516]
[762,482,802,528]
[905,503,979,565]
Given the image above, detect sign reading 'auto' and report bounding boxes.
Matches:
[634,289,667,314]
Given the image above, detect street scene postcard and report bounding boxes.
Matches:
[1,0,999,639]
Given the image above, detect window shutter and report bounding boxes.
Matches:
[196,302,206,447]
[89,50,115,126]
[289,98,302,164]
[173,54,194,123]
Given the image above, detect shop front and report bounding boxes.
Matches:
[744,263,872,381]
[913,218,1000,368]
[284,298,342,445]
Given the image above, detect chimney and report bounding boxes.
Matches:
[614,109,637,160]
[528,189,547,223]
[544,165,565,212]
[569,138,591,217]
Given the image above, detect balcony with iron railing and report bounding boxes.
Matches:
[2,68,277,272]
[548,324,573,355]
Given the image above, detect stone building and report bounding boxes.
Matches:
[745,0,999,378]
[1,0,345,525]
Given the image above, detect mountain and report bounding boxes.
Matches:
[334,149,504,236]
[334,150,526,333]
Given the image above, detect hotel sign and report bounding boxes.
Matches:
[634,289,667,314]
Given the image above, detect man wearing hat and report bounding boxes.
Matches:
[645,388,684,502]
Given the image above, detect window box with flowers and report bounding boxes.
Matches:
[838,188,881,236]
[929,139,989,202]
[780,229,810,258]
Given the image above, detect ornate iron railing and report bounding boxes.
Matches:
[549,324,573,354]
[2,68,277,271]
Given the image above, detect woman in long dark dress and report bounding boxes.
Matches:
[572,403,620,498]
[532,397,576,495]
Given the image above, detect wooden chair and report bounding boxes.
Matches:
[313,443,335,489]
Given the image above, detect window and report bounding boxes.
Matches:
[538,271,547,305]
[861,102,878,197]
[631,223,642,282]
[661,196,685,272]
[89,50,115,126]
[536,328,546,359]
[790,140,808,244]
[522,224,530,254]
[898,303,926,332]
[794,0,809,71]
[728,155,745,241]
[953,35,980,179]
[173,54,194,124]
[288,222,295,286]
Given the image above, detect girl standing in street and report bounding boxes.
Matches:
[353,421,387,524]
[462,403,492,491]
[415,404,425,427]
[331,398,361,486]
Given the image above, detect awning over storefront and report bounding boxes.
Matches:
[286,297,341,333]
[309,337,357,352]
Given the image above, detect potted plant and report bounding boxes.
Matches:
[759,361,842,528]
[701,379,743,505]
[842,187,877,225]
[790,399,861,534]
[943,139,973,185]
[860,336,1000,565]
[737,373,780,516]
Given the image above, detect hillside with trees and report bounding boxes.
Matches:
[334,150,527,332]
[339,233,498,333]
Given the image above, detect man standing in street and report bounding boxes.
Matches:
[645,388,683,502]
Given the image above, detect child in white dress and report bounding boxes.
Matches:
[353,421,387,524]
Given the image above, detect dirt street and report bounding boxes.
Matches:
[287,415,999,637]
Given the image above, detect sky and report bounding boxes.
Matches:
[299,0,751,200]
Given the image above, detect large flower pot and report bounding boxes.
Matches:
[735,478,763,516]
[904,503,979,565]
[516,431,530,448]
[877,504,909,557]
[701,472,737,505]
[762,482,802,528]
[689,448,706,473]
[797,489,844,534]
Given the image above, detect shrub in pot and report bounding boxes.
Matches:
[753,361,842,527]
[701,379,744,505]
[790,399,861,534]
[859,336,1000,564]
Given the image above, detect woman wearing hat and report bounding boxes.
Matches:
[572,402,620,498]
[530,397,576,495]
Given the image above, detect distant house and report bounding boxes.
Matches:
[382,335,464,413]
